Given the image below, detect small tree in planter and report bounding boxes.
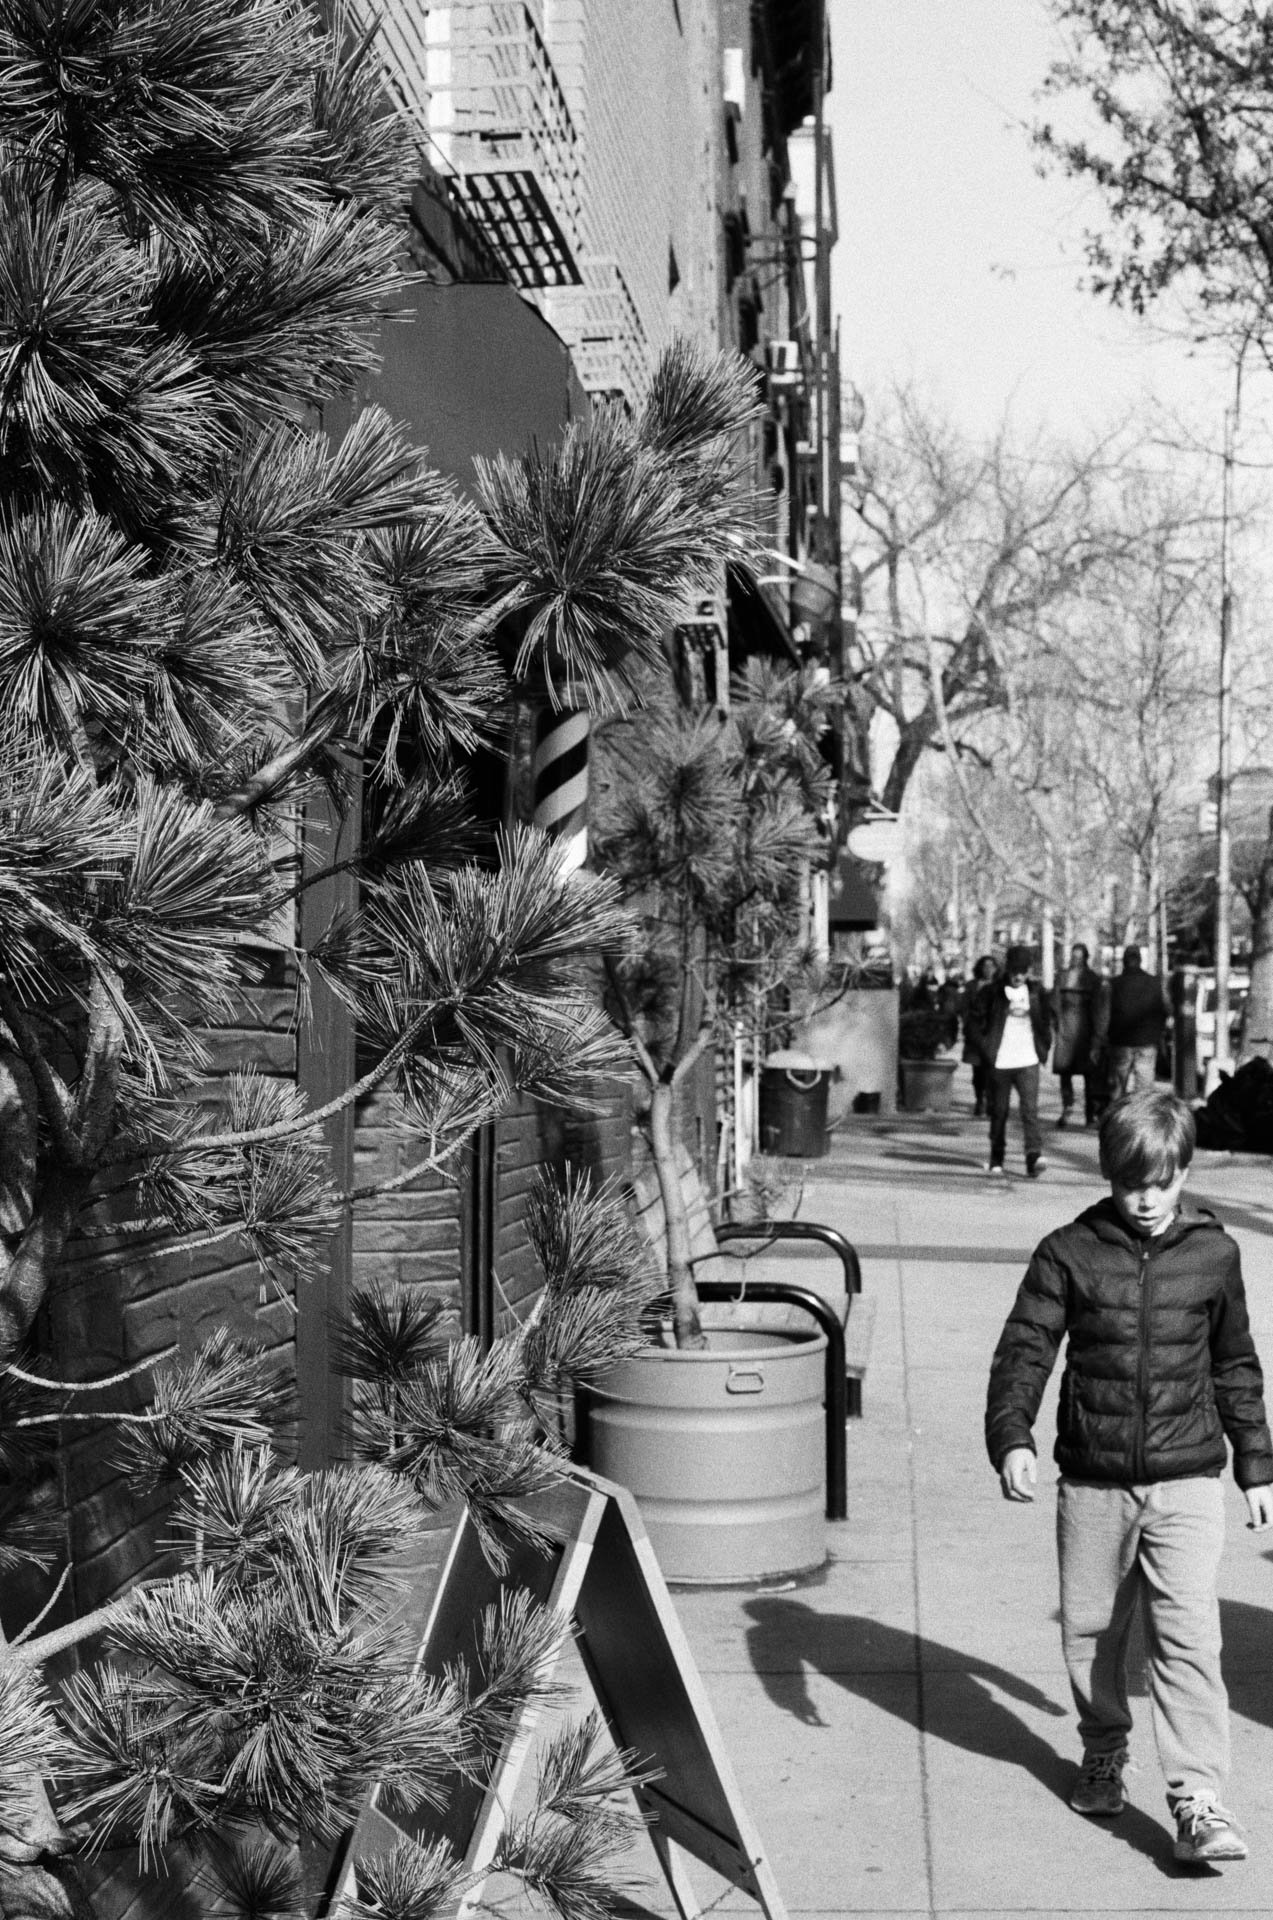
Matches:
[591,664,835,1349]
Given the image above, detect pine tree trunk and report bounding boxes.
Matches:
[0,1624,97,1920]
[0,1167,90,1364]
[648,1080,705,1350]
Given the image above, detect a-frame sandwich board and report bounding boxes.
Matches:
[326,1466,789,1920]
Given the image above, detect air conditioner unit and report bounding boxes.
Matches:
[765,339,801,385]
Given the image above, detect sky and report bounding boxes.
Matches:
[828,0,1241,444]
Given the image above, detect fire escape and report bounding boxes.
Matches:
[357,1,651,410]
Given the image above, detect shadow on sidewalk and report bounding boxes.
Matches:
[1221,1597,1273,1726]
[742,1598,1178,1868]
[1188,1192,1273,1242]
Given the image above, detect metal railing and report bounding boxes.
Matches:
[696,1278,849,1523]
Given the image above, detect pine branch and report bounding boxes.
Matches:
[198,1838,305,1920]
[518,1169,660,1394]
[447,1589,568,1768]
[535,1712,660,1837]
[493,1812,649,1920]
[332,1283,449,1387]
[333,1837,460,1920]
[117,1329,291,1485]
[477,344,760,711]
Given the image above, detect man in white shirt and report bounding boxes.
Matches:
[968,944,1054,1178]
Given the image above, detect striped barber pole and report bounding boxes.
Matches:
[532,706,589,872]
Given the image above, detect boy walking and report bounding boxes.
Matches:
[985,1088,1273,1863]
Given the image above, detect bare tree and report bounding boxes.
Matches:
[1035,0,1273,1051]
[845,389,1170,817]
[893,489,1222,978]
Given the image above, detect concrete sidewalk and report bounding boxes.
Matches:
[647,1070,1273,1918]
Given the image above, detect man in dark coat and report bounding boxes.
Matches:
[1052,942,1103,1128]
[1107,945,1169,1098]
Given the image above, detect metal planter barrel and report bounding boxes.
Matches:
[583,1319,828,1585]
[898,1055,958,1112]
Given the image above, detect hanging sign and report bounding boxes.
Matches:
[846,819,902,864]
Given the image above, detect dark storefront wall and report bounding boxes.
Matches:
[337,285,623,1373]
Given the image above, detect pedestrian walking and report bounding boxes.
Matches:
[1052,942,1103,1128]
[961,954,998,1117]
[966,943,1053,1177]
[1107,945,1170,1097]
[985,1087,1273,1864]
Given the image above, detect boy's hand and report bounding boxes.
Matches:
[1244,1484,1273,1531]
[999,1447,1037,1503]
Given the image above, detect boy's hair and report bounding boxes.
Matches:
[1099,1087,1196,1187]
[1004,943,1033,976]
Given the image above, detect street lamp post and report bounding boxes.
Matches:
[1210,339,1247,1092]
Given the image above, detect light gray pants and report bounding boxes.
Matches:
[1109,1044,1158,1097]
[1057,1477,1228,1802]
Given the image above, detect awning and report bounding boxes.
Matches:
[726,563,800,667]
[366,280,588,494]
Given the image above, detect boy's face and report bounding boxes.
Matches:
[1111,1166,1189,1236]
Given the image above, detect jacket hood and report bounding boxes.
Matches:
[1076,1195,1223,1253]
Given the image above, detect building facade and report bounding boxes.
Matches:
[343,0,845,1338]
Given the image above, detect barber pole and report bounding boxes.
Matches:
[532,706,589,873]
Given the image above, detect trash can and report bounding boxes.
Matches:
[760,1050,830,1158]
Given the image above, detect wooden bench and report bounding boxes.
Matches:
[628,1144,876,1521]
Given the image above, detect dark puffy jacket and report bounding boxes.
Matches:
[985,1199,1273,1490]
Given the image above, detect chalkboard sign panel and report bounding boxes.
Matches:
[327,1467,787,1920]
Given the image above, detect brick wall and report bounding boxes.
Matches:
[351,1088,465,1321]
[41,986,302,1623]
[540,0,722,395]
[25,983,305,1920]
[347,1074,636,1344]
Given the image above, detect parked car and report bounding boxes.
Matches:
[1195,971,1250,1079]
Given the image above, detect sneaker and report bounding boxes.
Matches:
[1173,1793,1248,1864]
[984,1163,1006,1178]
[1056,1110,1071,1130]
[1070,1746,1128,1816]
[1026,1153,1047,1178]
